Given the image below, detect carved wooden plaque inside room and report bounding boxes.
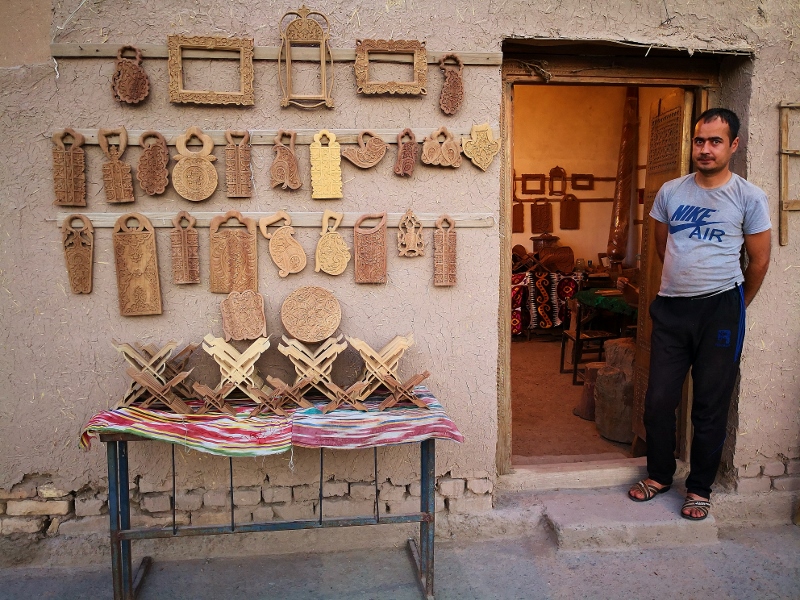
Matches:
[170,211,200,284]
[270,130,302,190]
[438,53,464,115]
[531,200,553,234]
[62,214,93,294]
[560,193,580,230]
[52,129,86,207]
[354,212,387,284]
[310,130,343,199]
[397,209,425,257]
[421,126,462,168]
[259,210,306,277]
[111,45,150,104]
[112,212,162,316]
[137,131,169,196]
[394,128,417,177]
[221,290,267,342]
[315,209,350,276]
[462,123,500,172]
[512,202,525,233]
[549,166,567,196]
[434,215,457,286]
[172,126,218,201]
[341,130,389,169]
[224,130,252,198]
[209,210,258,294]
[280,286,342,343]
[99,127,134,204]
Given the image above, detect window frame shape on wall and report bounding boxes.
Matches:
[278,6,335,109]
[354,39,428,96]
[167,35,255,106]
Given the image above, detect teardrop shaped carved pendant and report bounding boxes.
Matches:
[52,129,86,207]
[341,130,389,169]
[172,126,218,201]
[354,212,387,284]
[421,127,462,168]
[221,290,267,342]
[394,129,417,177]
[315,210,351,276]
[113,213,162,316]
[259,210,306,277]
[438,54,464,115]
[171,211,200,284]
[434,215,456,287]
[99,127,134,204]
[270,130,302,190]
[397,209,425,257]
[225,130,252,198]
[462,123,500,172]
[62,214,93,294]
[209,210,258,294]
[137,131,169,195]
[111,45,150,104]
[310,130,343,199]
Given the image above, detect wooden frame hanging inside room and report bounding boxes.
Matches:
[355,39,428,95]
[167,35,255,106]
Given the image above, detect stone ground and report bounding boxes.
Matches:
[0,524,798,599]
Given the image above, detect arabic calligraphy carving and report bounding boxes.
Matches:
[170,211,200,285]
[224,130,252,198]
[434,215,456,286]
[52,129,86,207]
[99,127,134,204]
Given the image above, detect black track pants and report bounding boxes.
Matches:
[643,286,745,498]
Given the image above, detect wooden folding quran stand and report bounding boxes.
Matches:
[377,371,431,411]
[246,375,313,418]
[125,367,193,415]
[112,340,178,407]
[277,335,347,404]
[321,381,369,414]
[201,334,271,403]
[345,334,413,399]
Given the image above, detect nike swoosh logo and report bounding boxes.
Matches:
[669,220,723,234]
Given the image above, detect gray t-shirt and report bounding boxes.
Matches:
[650,173,771,296]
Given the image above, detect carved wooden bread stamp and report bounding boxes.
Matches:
[560,193,580,230]
[221,290,267,342]
[137,131,169,196]
[52,129,86,207]
[99,127,134,204]
[354,212,387,284]
[315,209,351,276]
[112,213,162,316]
[462,123,500,172]
[224,130,252,198]
[259,210,307,277]
[172,126,218,201]
[62,214,93,294]
[341,130,389,169]
[209,210,258,294]
[394,129,417,177]
[434,215,457,286]
[270,130,302,190]
[531,200,553,233]
[170,211,200,285]
[438,53,464,115]
[281,286,342,343]
[421,126,462,168]
[310,129,343,199]
[112,45,150,104]
[397,209,425,257]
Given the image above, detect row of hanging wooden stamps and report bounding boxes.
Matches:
[62,209,458,315]
[52,124,500,207]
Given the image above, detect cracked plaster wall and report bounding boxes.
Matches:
[0,0,798,493]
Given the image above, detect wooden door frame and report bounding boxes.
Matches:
[497,56,718,475]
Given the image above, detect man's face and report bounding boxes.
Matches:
[691,117,739,176]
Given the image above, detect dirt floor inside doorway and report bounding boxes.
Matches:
[511,335,631,463]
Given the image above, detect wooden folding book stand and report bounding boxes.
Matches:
[277,335,347,404]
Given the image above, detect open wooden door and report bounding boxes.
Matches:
[632,90,694,453]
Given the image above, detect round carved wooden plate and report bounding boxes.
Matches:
[281,286,341,343]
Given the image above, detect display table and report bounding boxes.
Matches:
[81,387,462,600]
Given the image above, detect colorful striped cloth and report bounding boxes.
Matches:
[80,387,462,457]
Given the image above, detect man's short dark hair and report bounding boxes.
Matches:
[694,108,740,144]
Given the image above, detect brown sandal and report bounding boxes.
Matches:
[628,479,671,502]
[681,497,711,521]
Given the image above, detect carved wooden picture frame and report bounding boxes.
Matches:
[354,39,427,96]
[278,6,334,109]
[571,173,595,190]
[549,165,567,196]
[167,35,255,106]
[521,173,546,195]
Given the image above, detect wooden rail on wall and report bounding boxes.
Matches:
[52,212,495,229]
[50,44,503,65]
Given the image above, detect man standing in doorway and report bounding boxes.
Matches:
[627,108,771,520]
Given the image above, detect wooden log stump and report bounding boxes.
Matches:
[573,361,604,421]
[594,365,634,443]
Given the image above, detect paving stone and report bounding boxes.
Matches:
[233,487,262,506]
[262,486,292,504]
[6,499,72,516]
[272,502,316,521]
[58,516,107,536]
[379,482,406,501]
[448,493,494,514]
[0,517,45,534]
[467,478,493,495]
[772,476,800,491]
[737,477,772,494]
[176,490,203,511]
[438,478,465,498]
[38,484,71,499]
[140,493,172,514]
[762,461,786,477]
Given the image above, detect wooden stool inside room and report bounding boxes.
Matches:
[559,299,617,385]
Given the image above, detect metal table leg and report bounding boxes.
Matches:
[107,442,123,600]
[407,438,435,599]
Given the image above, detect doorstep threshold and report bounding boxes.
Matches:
[499,456,648,492]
